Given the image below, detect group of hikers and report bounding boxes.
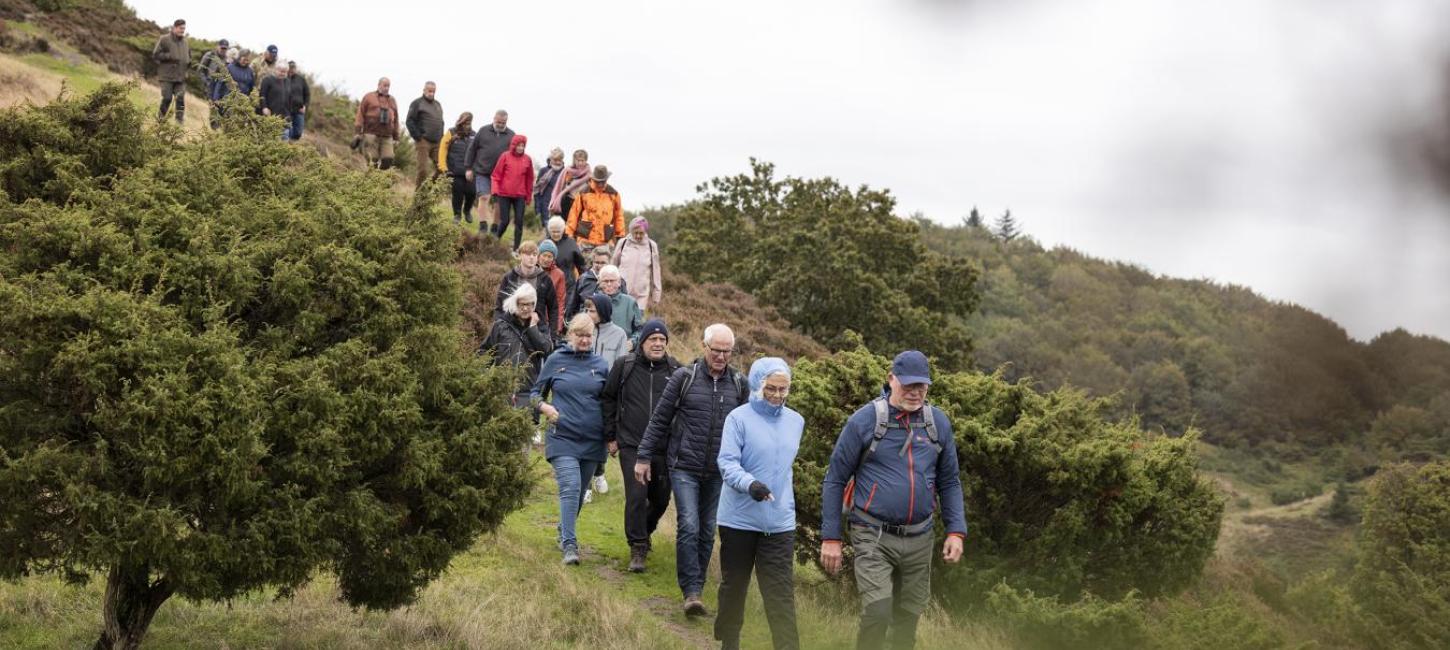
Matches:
[153,17,965,650]
[153,19,310,137]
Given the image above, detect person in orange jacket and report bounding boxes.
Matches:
[566,165,625,252]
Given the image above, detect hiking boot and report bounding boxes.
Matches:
[583,489,593,504]
[628,547,647,573]
[562,545,580,566]
[593,475,609,494]
[683,594,708,617]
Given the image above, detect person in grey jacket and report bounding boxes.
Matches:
[464,109,514,225]
[152,19,190,123]
[585,293,630,369]
[405,81,445,188]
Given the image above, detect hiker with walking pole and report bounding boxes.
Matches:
[820,350,967,650]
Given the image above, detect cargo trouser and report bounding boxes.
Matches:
[849,521,934,650]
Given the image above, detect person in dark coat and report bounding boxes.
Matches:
[151,19,189,123]
[635,323,749,617]
[256,62,291,139]
[494,241,558,346]
[567,245,626,322]
[548,216,588,312]
[284,61,310,141]
[464,109,514,226]
[438,112,476,224]
[601,319,681,572]
[533,313,610,566]
[405,81,445,188]
[478,282,552,406]
[224,51,256,99]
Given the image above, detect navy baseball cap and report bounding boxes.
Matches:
[891,350,932,386]
[266,44,278,54]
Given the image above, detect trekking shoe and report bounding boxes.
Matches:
[593,475,609,494]
[683,594,708,617]
[583,489,593,504]
[628,547,647,573]
[562,545,580,566]
[532,429,543,445]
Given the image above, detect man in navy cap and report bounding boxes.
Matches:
[819,350,967,650]
[198,38,230,129]
[253,44,280,82]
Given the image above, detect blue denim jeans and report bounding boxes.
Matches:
[670,470,722,597]
[551,456,601,550]
[287,112,305,140]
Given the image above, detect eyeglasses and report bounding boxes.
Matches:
[899,384,929,394]
[706,346,735,356]
[762,385,790,396]
[516,301,536,308]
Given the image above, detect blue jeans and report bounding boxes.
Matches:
[551,456,600,550]
[671,470,722,597]
[287,112,305,140]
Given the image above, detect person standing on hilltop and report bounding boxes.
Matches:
[599,319,681,573]
[256,62,291,139]
[464,110,515,232]
[714,357,804,650]
[354,77,400,170]
[549,149,591,218]
[252,44,280,83]
[285,61,310,141]
[635,323,750,618]
[610,216,663,311]
[197,38,229,129]
[406,81,445,189]
[438,112,477,225]
[566,165,625,255]
[490,134,536,250]
[151,19,190,124]
[820,350,967,650]
[534,148,566,230]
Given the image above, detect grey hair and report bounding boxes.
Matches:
[702,323,735,345]
[599,265,621,281]
[592,244,612,259]
[424,80,436,88]
[751,368,792,401]
[225,47,239,63]
[495,109,508,118]
[548,216,567,231]
[501,282,537,316]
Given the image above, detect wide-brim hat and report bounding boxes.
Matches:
[591,165,611,182]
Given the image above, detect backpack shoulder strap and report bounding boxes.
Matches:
[617,353,639,388]
[734,370,749,404]
[674,363,699,411]
[921,404,941,451]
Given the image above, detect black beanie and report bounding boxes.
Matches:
[638,319,669,343]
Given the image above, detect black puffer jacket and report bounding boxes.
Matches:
[636,359,748,476]
[601,353,682,448]
[494,266,557,345]
[478,315,552,404]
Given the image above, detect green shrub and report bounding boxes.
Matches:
[790,344,1224,606]
[0,84,533,648]
[985,583,1149,650]
[1351,462,1450,648]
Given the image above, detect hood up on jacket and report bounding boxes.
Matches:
[748,357,791,417]
[509,134,527,152]
[587,292,613,323]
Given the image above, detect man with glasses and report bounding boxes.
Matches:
[819,350,967,650]
[635,323,749,617]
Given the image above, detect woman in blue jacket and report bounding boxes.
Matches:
[532,313,611,566]
[714,357,803,650]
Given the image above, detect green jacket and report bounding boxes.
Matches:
[152,33,191,83]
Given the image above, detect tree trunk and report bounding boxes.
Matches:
[92,563,174,650]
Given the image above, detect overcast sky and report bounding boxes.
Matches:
[128,0,1450,342]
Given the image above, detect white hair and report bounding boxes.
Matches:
[225,48,239,63]
[751,368,792,401]
[548,216,566,232]
[702,323,735,345]
[502,282,537,316]
[599,265,621,281]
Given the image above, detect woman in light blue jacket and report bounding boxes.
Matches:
[714,357,802,650]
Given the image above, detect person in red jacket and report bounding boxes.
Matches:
[491,134,535,250]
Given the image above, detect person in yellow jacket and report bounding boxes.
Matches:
[566,165,626,252]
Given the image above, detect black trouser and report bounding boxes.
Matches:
[159,81,185,122]
[559,193,575,222]
[494,196,526,249]
[450,175,477,221]
[715,525,799,650]
[618,446,670,550]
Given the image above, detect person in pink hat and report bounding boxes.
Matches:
[610,216,663,311]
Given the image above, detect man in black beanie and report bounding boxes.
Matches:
[600,318,681,572]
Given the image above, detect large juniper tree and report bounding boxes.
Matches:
[0,85,533,649]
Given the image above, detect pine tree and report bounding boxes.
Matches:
[965,206,985,229]
[1323,481,1359,524]
[995,209,1020,241]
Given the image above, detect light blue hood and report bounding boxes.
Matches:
[748,357,791,417]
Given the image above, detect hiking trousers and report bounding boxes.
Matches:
[849,521,934,650]
[159,81,185,123]
[618,446,670,550]
[715,525,799,650]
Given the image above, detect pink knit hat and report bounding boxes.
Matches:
[630,216,649,232]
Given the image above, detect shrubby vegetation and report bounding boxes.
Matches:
[786,343,1223,607]
[669,160,981,370]
[0,85,533,649]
